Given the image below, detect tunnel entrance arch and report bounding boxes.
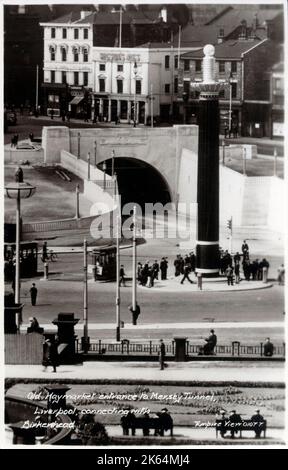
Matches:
[99,157,172,209]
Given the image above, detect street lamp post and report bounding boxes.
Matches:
[182,91,189,124]
[94,141,97,167]
[133,62,138,127]
[87,152,91,180]
[111,150,115,178]
[77,132,81,159]
[82,239,89,352]
[116,209,121,342]
[274,148,278,176]
[149,84,155,128]
[132,206,137,312]
[5,169,36,330]
[75,183,80,219]
[102,160,107,190]
[243,147,247,176]
[229,71,233,136]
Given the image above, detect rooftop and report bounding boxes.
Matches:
[181,39,265,60]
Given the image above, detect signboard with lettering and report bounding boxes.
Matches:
[100,53,141,62]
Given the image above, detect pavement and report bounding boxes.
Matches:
[5,360,285,384]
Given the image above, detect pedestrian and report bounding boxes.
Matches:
[226,265,234,286]
[119,265,126,286]
[41,241,48,262]
[160,258,168,280]
[234,261,240,284]
[180,260,193,284]
[261,258,269,283]
[147,266,154,288]
[42,338,59,372]
[241,240,249,257]
[197,272,203,290]
[159,339,166,370]
[152,260,159,280]
[29,132,34,142]
[277,264,285,285]
[229,410,242,438]
[203,329,217,355]
[30,283,38,306]
[129,303,141,325]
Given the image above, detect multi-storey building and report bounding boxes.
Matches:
[40,12,194,123]
[270,61,284,139]
[177,37,281,137]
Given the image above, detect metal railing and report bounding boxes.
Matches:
[82,340,285,358]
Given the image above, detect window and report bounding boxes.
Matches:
[231,82,237,99]
[219,28,224,38]
[184,59,190,71]
[51,28,55,39]
[50,50,55,61]
[136,80,141,94]
[83,72,88,86]
[74,29,79,39]
[74,72,79,86]
[275,78,283,90]
[174,77,178,94]
[62,71,67,84]
[74,52,79,62]
[231,61,237,73]
[219,61,225,73]
[99,78,105,92]
[99,63,106,71]
[174,56,178,69]
[117,79,123,94]
[219,89,225,98]
[117,64,123,72]
[62,28,67,39]
[165,55,170,69]
[195,60,202,72]
[83,49,88,62]
[83,28,88,39]
[183,80,190,95]
[51,71,55,83]
[165,83,170,94]
[61,48,67,62]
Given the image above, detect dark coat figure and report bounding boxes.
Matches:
[241,240,249,256]
[189,252,196,272]
[160,258,168,280]
[30,283,38,306]
[15,167,23,183]
[181,262,193,284]
[119,265,126,286]
[142,412,150,436]
[203,329,217,355]
[251,410,265,438]
[251,260,259,280]
[129,303,141,325]
[243,260,251,280]
[121,411,136,436]
[156,409,173,436]
[234,252,241,264]
[234,262,240,284]
[147,267,154,287]
[174,256,181,276]
[225,265,234,286]
[159,339,166,370]
[229,410,242,438]
[29,316,39,332]
[42,338,59,372]
[263,338,274,357]
[42,241,48,262]
[152,261,159,280]
[141,263,149,286]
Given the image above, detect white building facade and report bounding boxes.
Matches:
[40,15,195,123]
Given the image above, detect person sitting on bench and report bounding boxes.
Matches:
[155,408,173,436]
[203,329,217,355]
[251,409,265,438]
[229,410,242,438]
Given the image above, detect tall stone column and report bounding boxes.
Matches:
[192,44,223,277]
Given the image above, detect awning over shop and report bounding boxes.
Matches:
[70,96,84,105]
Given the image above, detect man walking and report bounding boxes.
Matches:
[119,265,126,287]
[181,260,193,284]
[30,283,38,306]
[159,339,166,370]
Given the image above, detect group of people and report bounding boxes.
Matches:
[121,408,173,437]
[218,409,265,438]
[174,253,196,285]
[221,240,271,286]
[132,258,168,288]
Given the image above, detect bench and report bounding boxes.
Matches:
[121,416,173,437]
[215,419,267,438]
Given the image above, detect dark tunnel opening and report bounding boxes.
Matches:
[100,157,172,209]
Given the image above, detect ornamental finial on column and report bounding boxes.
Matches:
[203,44,216,84]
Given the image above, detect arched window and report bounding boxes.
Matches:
[82,47,89,62]
[72,45,79,62]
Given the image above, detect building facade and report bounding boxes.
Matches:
[178,38,282,137]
